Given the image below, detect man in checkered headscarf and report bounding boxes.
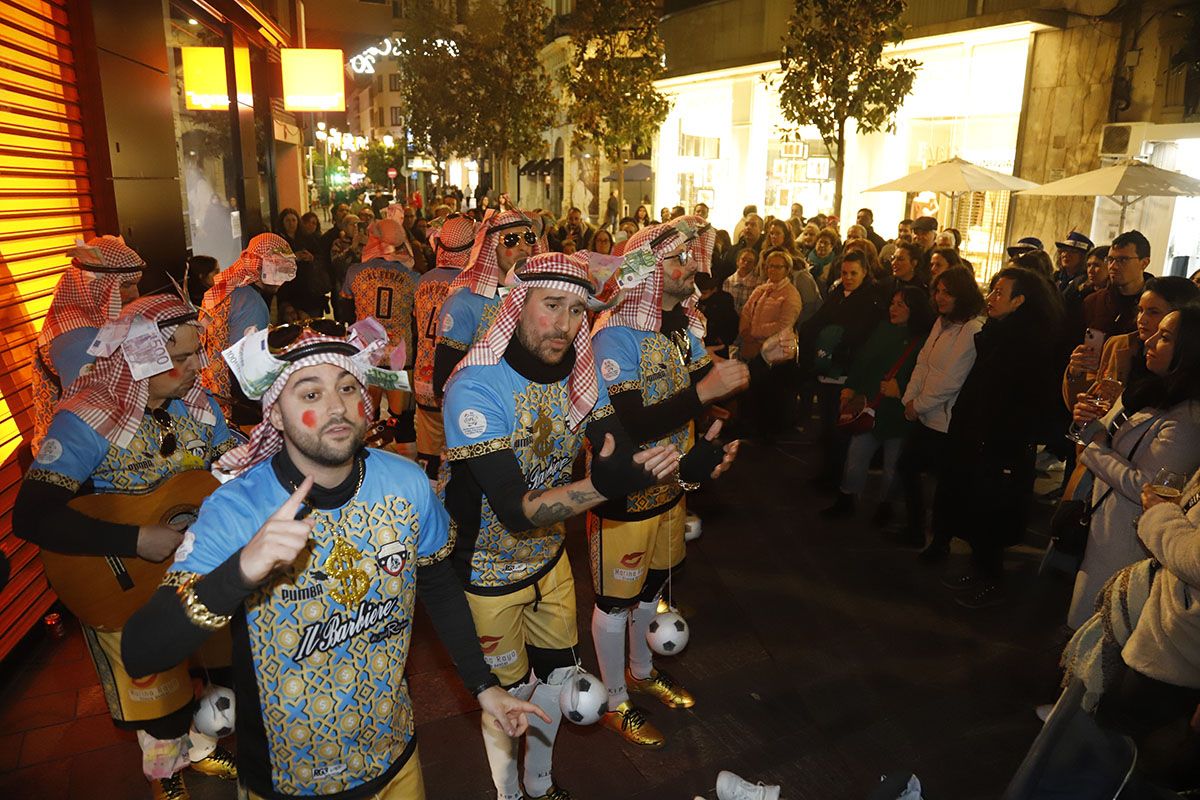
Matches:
[31,235,146,454]
[411,214,478,477]
[16,293,242,799]
[586,214,793,749]
[120,321,547,800]
[200,233,297,425]
[432,209,540,400]
[442,251,680,800]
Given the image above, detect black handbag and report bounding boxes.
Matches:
[1049,419,1155,558]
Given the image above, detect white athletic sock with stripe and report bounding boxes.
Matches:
[591,605,630,706]
[480,714,521,800]
[523,675,566,797]
[628,599,658,680]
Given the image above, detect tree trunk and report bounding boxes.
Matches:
[833,116,846,220]
[616,146,625,233]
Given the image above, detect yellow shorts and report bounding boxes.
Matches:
[415,406,445,455]
[238,747,425,800]
[463,554,577,686]
[82,624,194,724]
[587,499,686,603]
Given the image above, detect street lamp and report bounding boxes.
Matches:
[383,134,394,149]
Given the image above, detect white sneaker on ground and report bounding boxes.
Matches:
[716,770,780,800]
[1035,703,1054,722]
[685,513,702,541]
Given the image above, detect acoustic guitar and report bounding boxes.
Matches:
[39,470,219,631]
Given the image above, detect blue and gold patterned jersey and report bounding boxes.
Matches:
[26,394,237,495]
[591,322,709,518]
[341,259,418,367]
[442,358,612,594]
[168,449,452,798]
[435,288,502,353]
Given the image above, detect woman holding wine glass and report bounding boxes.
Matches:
[1062,276,1200,412]
[1067,304,1200,629]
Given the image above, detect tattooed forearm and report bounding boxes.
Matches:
[529,501,574,528]
[567,488,601,504]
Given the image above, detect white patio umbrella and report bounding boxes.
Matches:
[1017,159,1200,228]
[865,156,1040,196]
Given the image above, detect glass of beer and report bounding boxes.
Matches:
[1066,377,1123,444]
[1150,468,1188,501]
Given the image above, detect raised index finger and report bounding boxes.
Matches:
[271,475,314,521]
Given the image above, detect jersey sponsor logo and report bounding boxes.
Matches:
[458,409,487,439]
[128,673,182,702]
[600,358,621,381]
[619,551,645,568]
[292,596,400,663]
[280,583,326,602]
[614,551,646,581]
[441,313,454,333]
[483,648,519,668]
[173,531,195,564]
[35,438,63,464]
[478,635,503,655]
[376,541,409,576]
[312,764,347,780]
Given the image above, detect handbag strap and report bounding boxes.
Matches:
[865,336,922,408]
[1084,414,1159,516]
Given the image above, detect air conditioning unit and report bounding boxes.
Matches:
[1099,122,1150,159]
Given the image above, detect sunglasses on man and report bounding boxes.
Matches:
[501,230,538,248]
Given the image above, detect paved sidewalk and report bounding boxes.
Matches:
[0,437,1073,799]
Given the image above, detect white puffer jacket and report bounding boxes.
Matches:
[900,315,984,433]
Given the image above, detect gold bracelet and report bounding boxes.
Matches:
[676,477,701,492]
[176,574,231,631]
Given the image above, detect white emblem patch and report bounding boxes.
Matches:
[36,438,63,465]
[173,531,195,564]
[600,358,621,382]
[441,313,455,333]
[458,409,487,439]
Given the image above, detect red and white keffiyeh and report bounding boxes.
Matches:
[360,217,415,267]
[429,214,478,268]
[214,330,376,477]
[452,252,600,430]
[57,294,213,449]
[202,233,294,313]
[603,216,710,338]
[39,235,145,346]
[449,209,541,298]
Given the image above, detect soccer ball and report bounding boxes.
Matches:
[558,670,608,725]
[647,611,689,656]
[193,685,236,738]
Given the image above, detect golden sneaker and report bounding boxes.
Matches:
[150,773,190,800]
[189,746,238,780]
[600,701,664,748]
[627,667,695,709]
[524,784,573,800]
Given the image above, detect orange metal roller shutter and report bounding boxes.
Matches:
[0,0,96,661]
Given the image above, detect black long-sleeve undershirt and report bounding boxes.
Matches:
[433,342,468,400]
[13,477,139,557]
[608,369,706,446]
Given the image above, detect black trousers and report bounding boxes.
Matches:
[939,441,1037,580]
[749,360,797,441]
[896,422,949,540]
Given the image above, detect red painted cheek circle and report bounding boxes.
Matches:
[167,367,180,378]
[301,410,318,428]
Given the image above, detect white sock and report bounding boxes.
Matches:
[523,671,567,797]
[628,600,658,680]
[188,727,217,762]
[480,714,521,800]
[591,606,630,707]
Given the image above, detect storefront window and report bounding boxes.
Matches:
[165,1,243,268]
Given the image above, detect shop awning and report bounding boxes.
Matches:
[519,160,539,176]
